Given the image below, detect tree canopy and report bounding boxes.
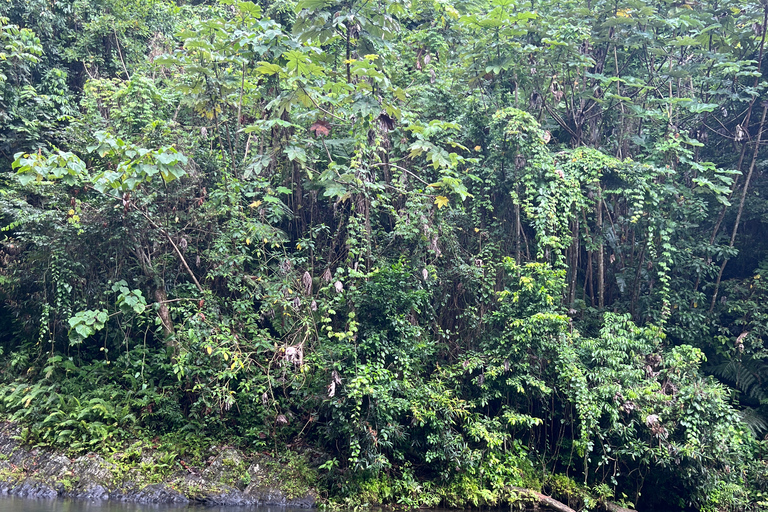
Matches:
[1,0,768,509]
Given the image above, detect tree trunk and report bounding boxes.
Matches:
[569,217,579,307]
[710,101,768,311]
[696,7,768,302]
[596,187,605,309]
[154,287,175,339]
[601,501,635,512]
[132,242,176,348]
[507,487,577,512]
[515,185,522,265]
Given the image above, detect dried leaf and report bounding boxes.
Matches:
[302,271,312,295]
[645,414,659,427]
[328,370,342,397]
[309,119,331,137]
[285,345,304,366]
[735,124,746,142]
[378,112,395,131]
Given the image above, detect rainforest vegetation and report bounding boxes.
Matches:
[1,0,768,509]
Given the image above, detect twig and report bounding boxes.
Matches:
[544,104,579,139]
[113,29,131,80]
[133,207,204,293]
[297,84,346,121]
[369,162,430,186]
[322,138,333,163]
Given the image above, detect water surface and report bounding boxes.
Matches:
[0,496,310,512]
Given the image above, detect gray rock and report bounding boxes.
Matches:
[71,454,116,487]
[114,483,189,504]
[35,454,71,478]
[199,485,257,506]
[12,479,58,499]
[202,447,245,485]
[245,483,317,508]
[68,483,110,501]
[0,422,317,507]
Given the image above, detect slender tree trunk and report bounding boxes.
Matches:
[569,217,579,307]
[133,242,175,347]
[346,26,352,84]
[586,252,594,307]
[630,243,647,321]
[155,288,174,338]
[710,102,768,311]
[696,7,768,302]
[515,184,522,264]
[596,187,605,309]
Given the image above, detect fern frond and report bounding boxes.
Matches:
[708,357,768,402]
[738,407,768,436]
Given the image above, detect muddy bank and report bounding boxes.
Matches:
[0,422,316,507]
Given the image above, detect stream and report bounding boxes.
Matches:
[0,496,311,512]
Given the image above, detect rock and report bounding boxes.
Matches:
[114,483,189,504]
[11,479,58,499]
[72,454,115,483]
[202,447,246,487]
[245,482,317,508]
[199,484,257,506]
[0,422,317,507]
[69,483,110,501]
[35,454,71,478]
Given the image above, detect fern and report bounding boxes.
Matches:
[709,356,768,436]
[738,407,768,436]
[708,357,768,402]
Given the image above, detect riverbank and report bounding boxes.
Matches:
[0,421,632,512]
[0,422,317,507]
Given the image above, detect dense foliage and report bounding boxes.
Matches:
[1,0,768,509]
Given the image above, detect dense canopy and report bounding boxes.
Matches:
[1,0,768,509]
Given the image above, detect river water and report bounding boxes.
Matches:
[0,496,311,512]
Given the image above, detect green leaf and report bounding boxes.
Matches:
[256,62,283,75]
[75,324,91,339]
[285,146,307,163]
[296,0,331,11]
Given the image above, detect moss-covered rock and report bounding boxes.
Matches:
[0,421,317,506]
